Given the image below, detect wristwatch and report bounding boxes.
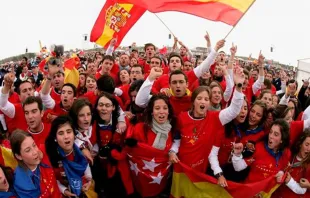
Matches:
[215,172,223,179]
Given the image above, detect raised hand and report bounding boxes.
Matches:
[110,38,117,47]
[149,67,163,82]
[230,43,237,56]
[257,51,265,67]
[214,39,225,52]
[233,67,245,85]
[233,143,243,156]
[47,62,60,77]
[204,31,211,47]
[3,73,15,88]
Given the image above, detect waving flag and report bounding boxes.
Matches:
[127,143,171,197]
[118,0,255,26]
[171,162,280,198]
[0,146,17,169]
[90,0,146,49]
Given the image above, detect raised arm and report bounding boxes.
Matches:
[135,67,163,108]
[0,73,16,118]
[228,43,237,80]
[193,38,225,78]
[106,38,116,56]
[220,64,234,102]
[40,62,59,109]
[219,67,245,125]
[252,52,265,94]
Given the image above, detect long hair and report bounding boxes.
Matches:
[241,100,267,131]
[264,119,290,152]
[45,115,75,167]
[0,165,14,189]
[69,98,93,130]
[10,129,33,169]
[93,92,120,133]
[292,129,310,168]
[143,94,175,134]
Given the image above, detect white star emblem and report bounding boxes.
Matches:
[129,160,140,176]
[142,158,161,172]
[149,172,164,185]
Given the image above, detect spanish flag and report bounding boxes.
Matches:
[63,56,80,88]
[0,146,17,169]
[90,0,146,49]
[117,0,255,26]
[171,162,279,198]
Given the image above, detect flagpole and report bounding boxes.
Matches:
[153,13,176,37]
[224,0,257,40]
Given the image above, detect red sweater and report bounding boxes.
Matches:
[178,111,224,173]
[244,142,291,183]
[5,104,28,134]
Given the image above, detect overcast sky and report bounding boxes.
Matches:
[1,0,310,66]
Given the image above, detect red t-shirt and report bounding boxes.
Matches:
[27,123,51,146]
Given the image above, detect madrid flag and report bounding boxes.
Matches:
[90,0,146,49]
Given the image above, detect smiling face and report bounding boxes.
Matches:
[96,96,115,122]
[210,86,222,105]
[261,92,273,109]
[249,104,264,127]
[152,99,169,124]
[85,76,97,92]
[193,91,210,118]
[235,100,248,124]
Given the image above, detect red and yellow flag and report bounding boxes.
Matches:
[90,0,146,49]
[171,162,280,198]
[0,146,17,169]
[118,0,255,26]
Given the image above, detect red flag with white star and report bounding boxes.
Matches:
[127,142,171,197]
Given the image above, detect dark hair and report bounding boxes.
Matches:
[102,55,114,63]
[272,104,293,120]
[23,96,43,112]
[22,56,28,62]
[69,98,93,130]
[96,74,115,94]
[169,70,188,83]
[151,56,162,66]
[131,64,144,74]
[16,80,33,95]
[93,92,120,133]
[191,86,210,103]
[10,129,33,168]
[292,129,310,168]
[259,89,272,100]
[263,79,272,90]
[272,94,280,105]
[0,165,14,189]
[265,119,290,151]
[62,83,77,97]
[210,81,223,101]
[143,94,175,132]
[241,100,267,130]
[118,69,130,81]
[144,43,156,51]
[168,52,184,66]
[45,115,75,167]
[243,69,250,78]
[288,99,302,120]
[286,79,298,89]
[128,79,144,99]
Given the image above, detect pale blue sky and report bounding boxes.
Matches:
[0,0,310,66]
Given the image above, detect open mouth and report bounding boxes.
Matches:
[175,89,181,93]
[64,141,71,145]
[29,121,35,125]
[200,105,205,110]
[133,78,137,81]
[63,99,68,103]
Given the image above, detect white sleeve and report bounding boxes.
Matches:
[193,48,217,78]
[106,46,114,56]
[302,105,310,121]
[84,164,92,179]
[228,69,233,82]
[0,90,15,118]
[279,94,290,105]
[286,177,307,194]
[252,76,264,94]
[219,90,244,125]
[135,77,153,108]
[223,74,234,102]
[276,80,287,95]
[208,146,222,175]
[57,180,68,195]
[170,139,180,154]
[114,88,123,96]
[92,143,99,153]
[303,119,310,131]
[232,154,248,171]
[117,108,125,122]
[40,93,55,109]
[74,138,84,148]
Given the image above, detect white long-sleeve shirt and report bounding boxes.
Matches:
[223,72,234,102]
[0,87,16,118]
[252,76,264,95]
